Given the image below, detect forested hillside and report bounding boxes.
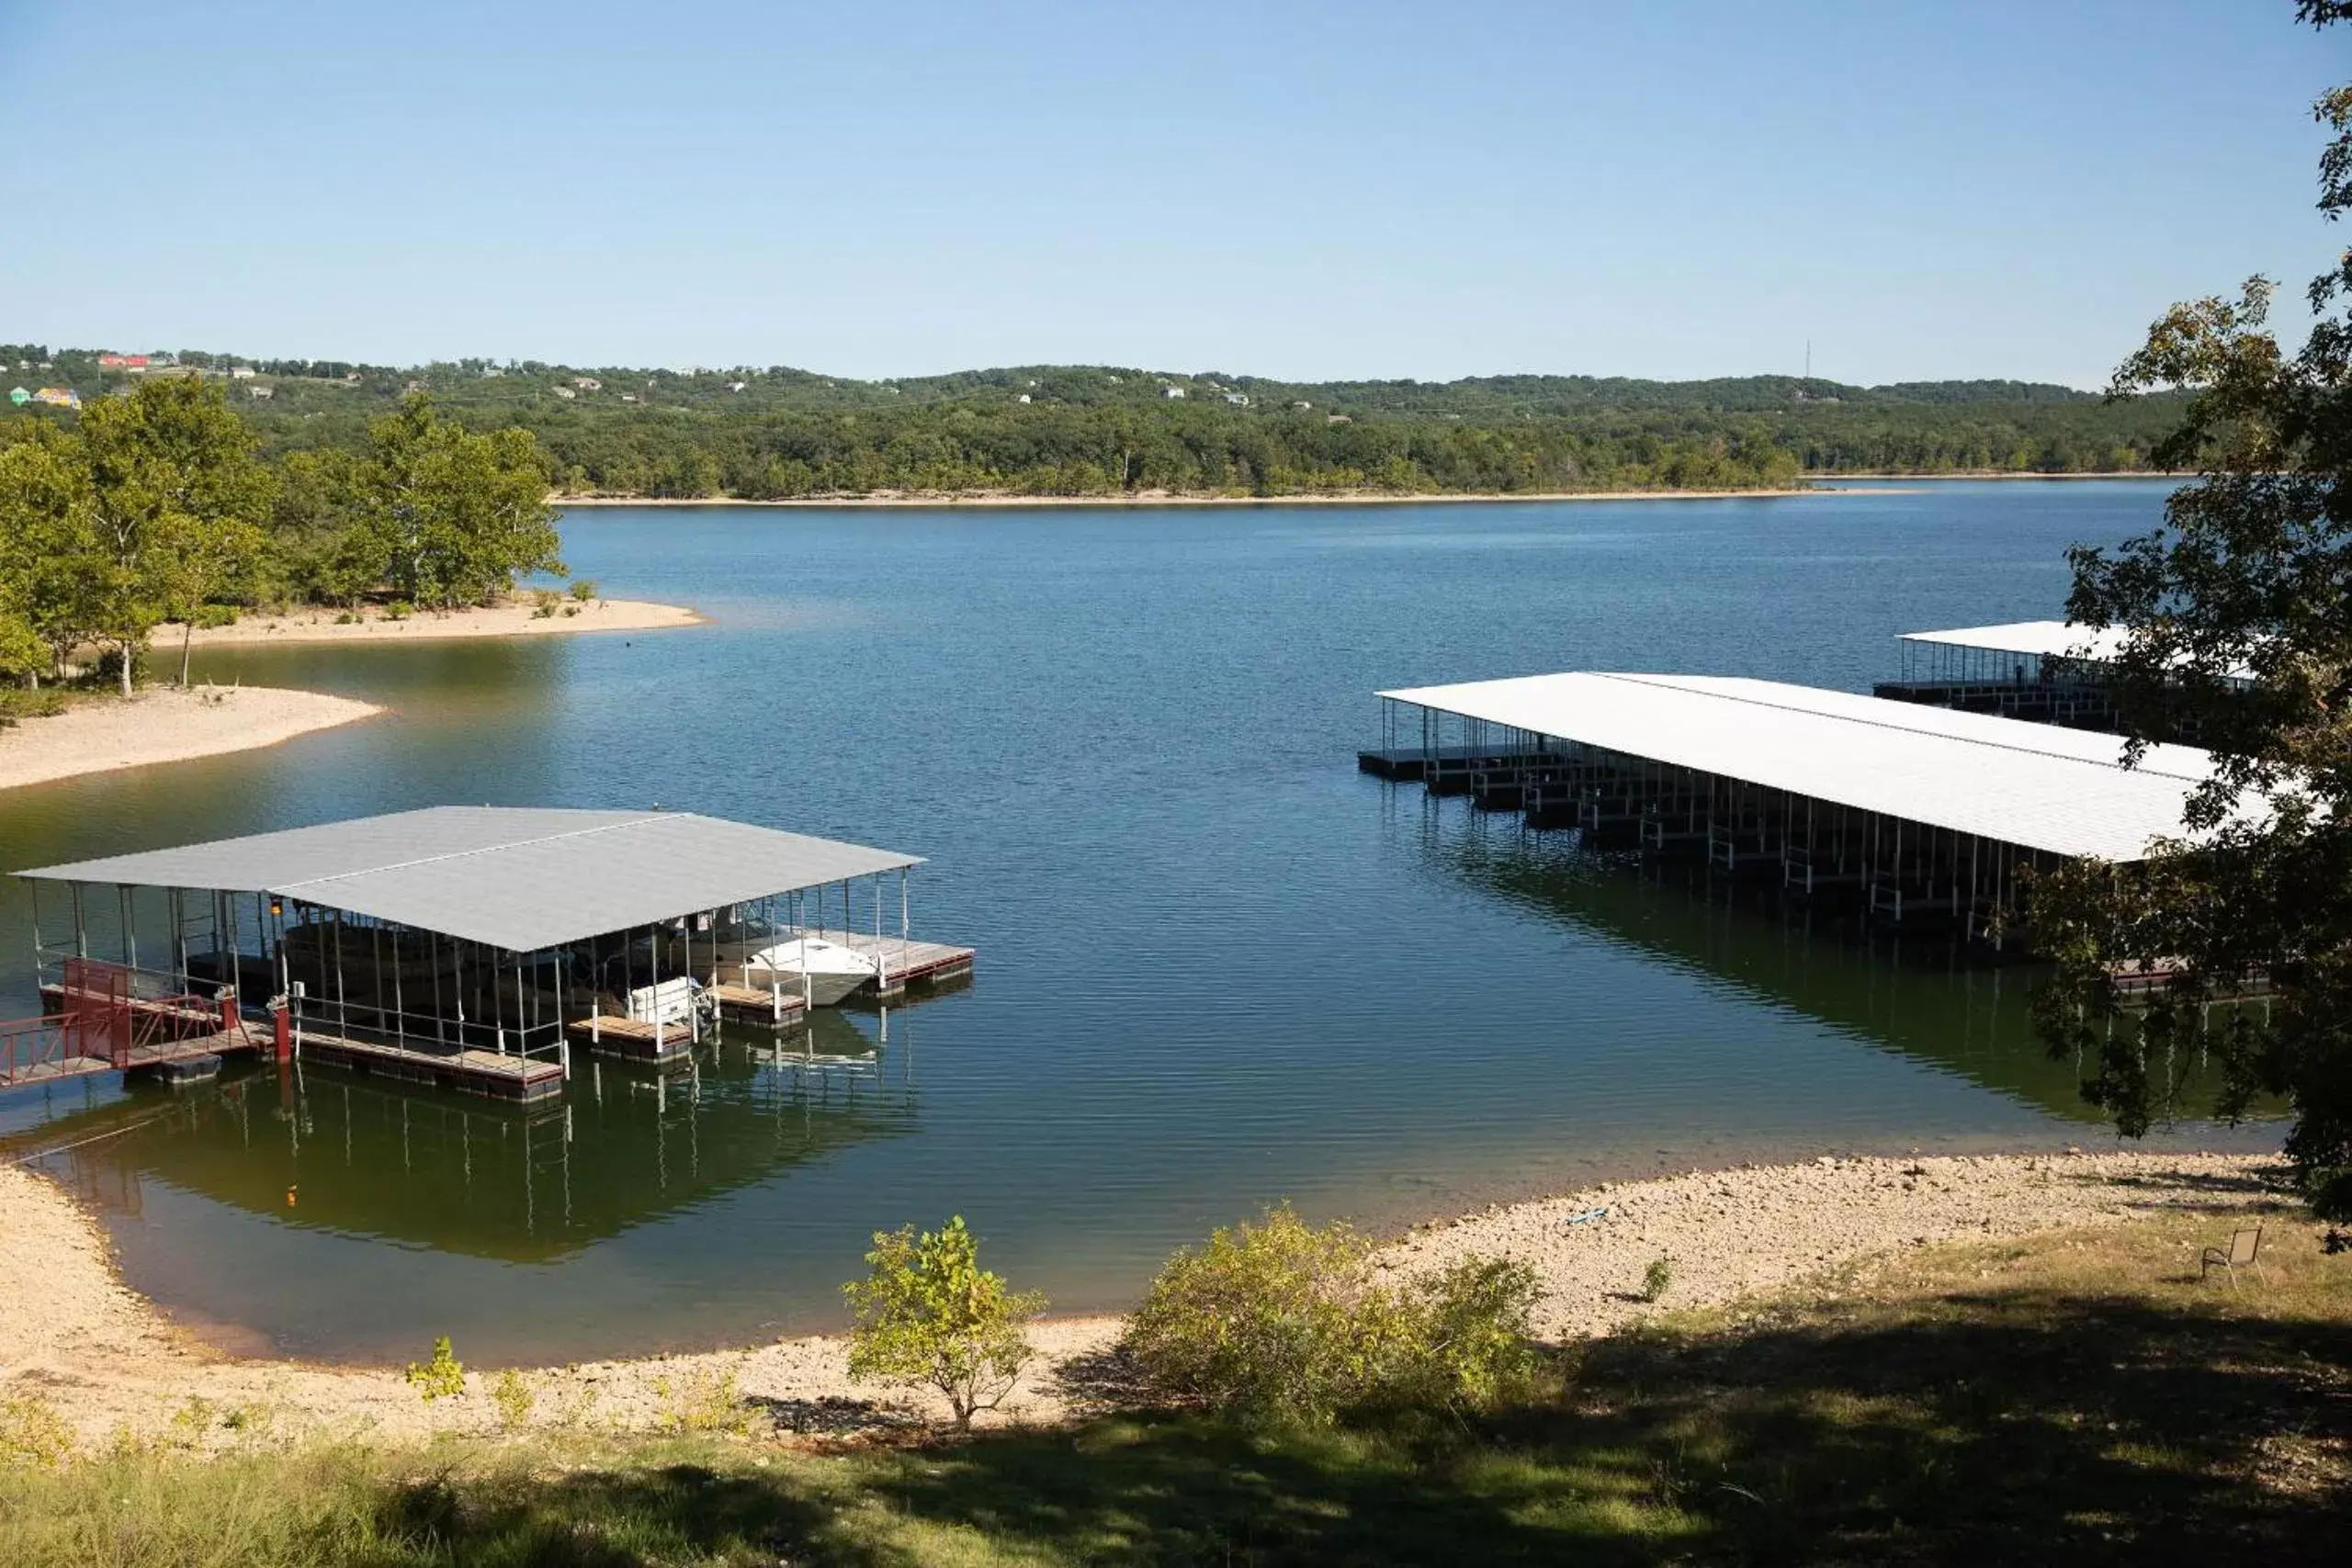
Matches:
[4,345,2183,501]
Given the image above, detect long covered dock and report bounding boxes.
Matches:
[1871,620,2132,728]
[1368,671,2216,942]
[6,807,974,1100]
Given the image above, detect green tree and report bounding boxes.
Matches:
[266,448,382,606]
[2033,1,2352,1235]
[356,395,562,608]
[76,379,275,695]
[0,429,107,683]
[842,1215,1044,1431]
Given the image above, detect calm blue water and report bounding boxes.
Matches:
[0,481,2275,1363]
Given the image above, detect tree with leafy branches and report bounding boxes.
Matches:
[0,427,108,685]
[842,1215,1045,1432]
[75,378,275,694]
[2033,0,2352,1238]
[356,395,562,609]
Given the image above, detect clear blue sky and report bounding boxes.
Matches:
[3,0,2345,387]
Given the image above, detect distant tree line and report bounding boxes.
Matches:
[0,380,560,697]
[6,348,2186,504]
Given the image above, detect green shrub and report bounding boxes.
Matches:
[651,1365,747,1436]
[568,578,598,602]
[0,1394,74,1468]
[1642,1257,1673,1303]
[0,686,69,723]
[334,611,358,625]
[383,600,413,621]
[1124,1204,1541,1425]
[404,1337,465,1402]
[190,603,238,629]
[528,587,561,618]
[1411,1256,1544,1409]
[844,1215,1045,1431]
[491,1371,534,1433]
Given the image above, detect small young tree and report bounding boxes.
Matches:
[842,1215,1045,1431]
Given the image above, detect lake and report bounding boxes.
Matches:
[0,481,2278,1364]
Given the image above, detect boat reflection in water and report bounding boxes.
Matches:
[1414,809,2253,1128]
[15,1008,916,1265]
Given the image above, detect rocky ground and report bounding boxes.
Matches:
[0,1148,2281,1448]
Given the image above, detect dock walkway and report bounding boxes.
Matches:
[294,1028,565,1103]
[814,931,976,996]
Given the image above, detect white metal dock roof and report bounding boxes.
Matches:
[15,807,922,952]
[1377,671,2215,862]
[1900,620,2128,660]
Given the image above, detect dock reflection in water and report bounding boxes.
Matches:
[8,1009,920,1359]
[1415,807,2241,1127]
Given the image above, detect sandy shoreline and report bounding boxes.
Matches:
[547,479,2177,509]
[164,597,703,648]
[0,686,384,792]
[0,1147,2281,1447]
[555,488,1838,509]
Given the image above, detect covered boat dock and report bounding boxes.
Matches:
[1369,671,2214,942]
[7,807,973,1100]
[1873,620,2134,728]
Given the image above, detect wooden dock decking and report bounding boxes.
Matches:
[568,1013,695,1063]
[707,982,811,1024]
[294,1028,565,1102]
[811,931,977,997]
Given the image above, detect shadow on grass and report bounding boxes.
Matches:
[368,1288,2351,1566]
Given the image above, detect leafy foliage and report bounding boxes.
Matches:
[0,387,561,694]
[0,1394,74,1469]
[6,341,2190,508]
[843,1215,1045,1431]
[1122,1204,1541,1425]
[490,1371,534,1434]
[403,1337,465,1403]
[2033,1,2352,1235]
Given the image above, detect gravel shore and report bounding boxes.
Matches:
[0,1148,2280,1445]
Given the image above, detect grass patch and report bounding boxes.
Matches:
[3,1204,2345,1564]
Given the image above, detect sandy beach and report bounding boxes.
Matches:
[161,597,703,648]
[0,1147,2278,1448]
[0,687,384,792]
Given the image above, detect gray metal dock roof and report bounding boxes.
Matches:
[15,807,922,952]
[1378,671,2219,862]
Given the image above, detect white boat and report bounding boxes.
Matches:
[736,935,877,1007]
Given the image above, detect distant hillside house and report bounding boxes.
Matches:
[1224,392,1249,406]
[1327,413,1351,424]
[572,377,601,390]
[229,365,255,379]
[245,384,273,400]
[728,381,747,392]
[480,366,504,378]
[619,393,639,403]
[1017,393,1031,403]
[1163,386,1185,399]
[1294,400,1312,410]
[552,385,577,400]
[97,353,149,369]
[33,387,81,409]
